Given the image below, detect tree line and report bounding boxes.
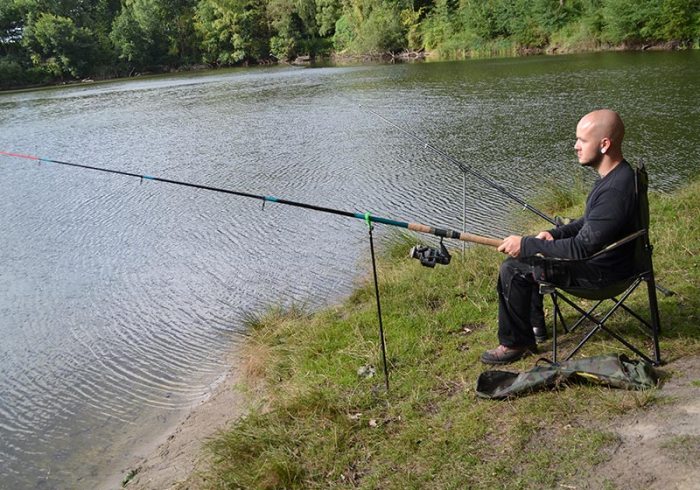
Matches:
[1,0,698,89]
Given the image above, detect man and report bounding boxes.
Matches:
[481,109,637,365]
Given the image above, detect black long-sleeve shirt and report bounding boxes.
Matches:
[521,160,637,279]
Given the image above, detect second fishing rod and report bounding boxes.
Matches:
[361,105,560,227]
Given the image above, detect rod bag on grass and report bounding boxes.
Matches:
[476,354,659,399]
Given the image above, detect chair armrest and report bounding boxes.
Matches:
[526,229,647,264]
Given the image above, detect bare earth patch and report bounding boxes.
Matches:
[118,357,249,490]
[582,355,700,490]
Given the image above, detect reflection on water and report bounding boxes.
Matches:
[0,51,698,488]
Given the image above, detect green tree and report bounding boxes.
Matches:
[508,1,548,47]
[401,4,424,50]
[195,0,270,64]
[601,0,659,43]
[420,0,456,51]
[22,12,98,78]
[161,0,200,63]
[599,0,698,44]
[315,0,340,36]
[267,0,337,60]
[460,0,513,40]
[110,3,158,67]
[332,9,354,51]
[333,0,408,54]
[0,58,24,88]
[657,0,700,43]
[530,0,584,33]
[267,0,310,59]
[111,0,198,69]
[1,0,25,57]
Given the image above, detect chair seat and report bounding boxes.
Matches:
[558,277,635,301]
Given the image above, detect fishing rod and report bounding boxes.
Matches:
[0,151,502,248]
[360,105,559,227]
[1,149,503,392]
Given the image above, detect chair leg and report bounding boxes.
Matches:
[554,296,568,333]
[556,294,605,333]
[562,289,627,361]
[610,278,654,332]
[561,281,660,365]
[598,324,656,365]
[551,292,559,363]
[550,293,603,363]
[564,323,602,361]
[593,278,661,366]
[546,275,662,366]
[618,301,654,331]
[645,274,663,365]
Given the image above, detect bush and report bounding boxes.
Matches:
[333,1,407,55]
[600,0,699,45]
[0,59,23,89]
[332,14,354,52]
[22,13,100,79]
[658,0,700,43]
[0,58,53,89]
[355,3,405,53]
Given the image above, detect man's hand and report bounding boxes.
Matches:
[498,235,522,257]
[535,231,554,241]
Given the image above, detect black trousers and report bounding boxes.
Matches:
[497,257,605,347]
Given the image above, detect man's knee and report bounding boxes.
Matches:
[499,258,528,282]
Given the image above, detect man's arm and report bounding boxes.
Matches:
[521,186,633,260]
[549,218,584,239]
[497,223,571,258]
[497,227,564,257]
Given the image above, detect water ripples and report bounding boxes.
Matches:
[1,51,698,488]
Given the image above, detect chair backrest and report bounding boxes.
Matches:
[633,162,653,275]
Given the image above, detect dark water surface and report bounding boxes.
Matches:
[1,51,698,488]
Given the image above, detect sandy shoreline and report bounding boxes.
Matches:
[107,348,250,490]
[105,348,700,489]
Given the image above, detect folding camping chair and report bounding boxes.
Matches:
[536,162,662,366]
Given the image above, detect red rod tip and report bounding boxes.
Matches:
[0,151,40,160]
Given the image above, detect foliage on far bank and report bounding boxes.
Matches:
[2,0,700,89]
[195,180,700,488]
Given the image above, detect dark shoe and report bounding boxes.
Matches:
[480,344,537,365]
[533,325,547,344]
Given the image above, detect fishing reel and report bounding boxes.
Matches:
[554,215,574,226]
[409,238,451,268]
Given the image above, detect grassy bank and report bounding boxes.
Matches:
[200,180,700,489]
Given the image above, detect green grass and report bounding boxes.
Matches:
[660,435,700,464]
[200,180,700,489]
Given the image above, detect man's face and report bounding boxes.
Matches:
[574,118,603,167]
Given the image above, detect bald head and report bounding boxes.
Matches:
[574,109,625,172]
[578,109,625,153]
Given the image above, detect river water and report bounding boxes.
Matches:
[0,51,698,488]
